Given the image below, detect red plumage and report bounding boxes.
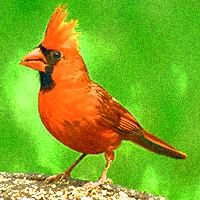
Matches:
[20,4,187,187]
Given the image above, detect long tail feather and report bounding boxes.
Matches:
[129,130,187,160]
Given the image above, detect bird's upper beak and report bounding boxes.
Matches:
[20,48,46,72]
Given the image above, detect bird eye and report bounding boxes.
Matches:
[52,51,61,60]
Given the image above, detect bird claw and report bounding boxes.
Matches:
[44,172,70,183]
[83,178,112,189]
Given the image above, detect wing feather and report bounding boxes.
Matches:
[94,85,143,136]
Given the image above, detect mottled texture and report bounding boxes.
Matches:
[0,172,167,200]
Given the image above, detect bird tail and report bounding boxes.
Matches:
[127,129,187,160]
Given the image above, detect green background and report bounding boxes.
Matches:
[0,0,199,199]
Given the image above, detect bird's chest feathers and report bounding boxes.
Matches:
[39,86,98,122]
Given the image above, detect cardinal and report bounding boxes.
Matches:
[20,4,187,187]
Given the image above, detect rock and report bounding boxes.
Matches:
[0,172,167,200]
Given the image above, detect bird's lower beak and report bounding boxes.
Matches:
[20,48,46,72]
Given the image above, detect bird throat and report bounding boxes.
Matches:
[39,70,54,92]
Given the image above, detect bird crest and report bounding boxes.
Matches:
[41,4,81,51]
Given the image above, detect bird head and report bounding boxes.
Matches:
[20,4,88,91]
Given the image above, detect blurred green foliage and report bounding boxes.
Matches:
[0,0,199,199]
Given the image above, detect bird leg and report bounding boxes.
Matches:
[45,153,87,182]
[84,149,114,188]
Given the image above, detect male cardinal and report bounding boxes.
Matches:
[20,4,187,187]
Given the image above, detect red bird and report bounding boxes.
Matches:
[20,4,187,187]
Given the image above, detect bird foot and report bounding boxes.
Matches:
[83,178,112,189]
[44,172,70,183]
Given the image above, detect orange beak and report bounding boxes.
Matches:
[20,48,47,72]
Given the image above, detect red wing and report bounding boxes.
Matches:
[94,85,143,136]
